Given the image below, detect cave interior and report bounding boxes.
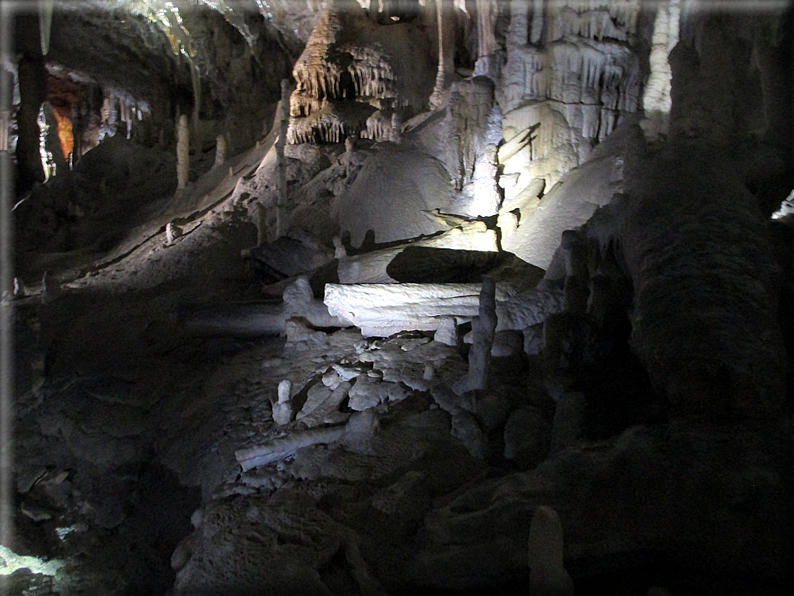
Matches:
[2,0,794,594]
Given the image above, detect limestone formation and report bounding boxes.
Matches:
[325,277,563,338]
[500,0,644,195]
[337,220,499,284]
[7,2,793,595]
[213,133,227,166]
[287,1,434,144]
[165,222,182,245]
[272,379,293,426]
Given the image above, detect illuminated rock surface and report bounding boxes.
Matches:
[5,1,794,595]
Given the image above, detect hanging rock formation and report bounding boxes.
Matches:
[499,0,644,198]
[287,0,435,144]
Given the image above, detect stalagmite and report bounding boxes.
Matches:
[453,278,497,395]
[165,222,182,245]
[13,278,26,299]
[641,0,680,140]
[528,505,574,596]
[434,317,458,346]
[272,380,293,426]
[214,133,227,167]
[176,113,189,191]
[333,236,347,259]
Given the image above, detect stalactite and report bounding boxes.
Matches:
[38,0,55,56]
[176,113,189,191]
[476,0,497,59]
[430,0,455,109]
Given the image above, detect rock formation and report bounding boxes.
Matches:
[4,1,794,595]
[287,0,435,144]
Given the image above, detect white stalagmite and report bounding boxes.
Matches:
[454,278,497,395]
[214,133,227,166]
[176,113,189,191]
[272,380,293,426]
[165,222,182,245]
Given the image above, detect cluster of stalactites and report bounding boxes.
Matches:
[547,0,640,40]
[506,41,641,113]
[287,4,405,144]
[360,110,389,141]
[287,102,371,144]
[290,49,398,119]
[99,90,151,141]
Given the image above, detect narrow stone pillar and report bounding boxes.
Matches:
[275,79,290,238]
[390,111,401,143]
[176,113,189,191]
[430,0,455,109]
[454,277,497,395]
